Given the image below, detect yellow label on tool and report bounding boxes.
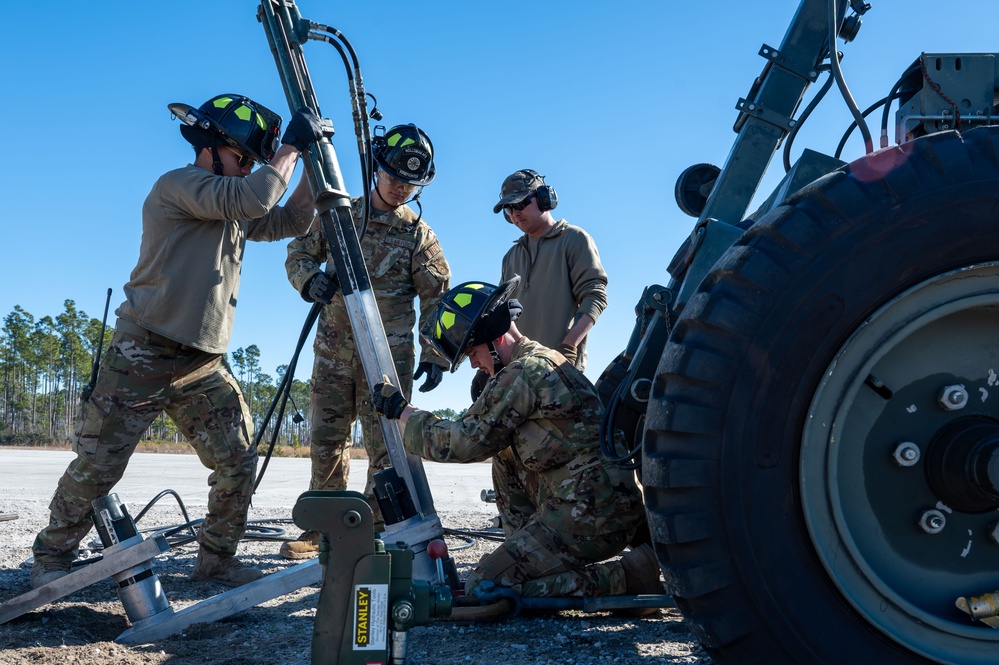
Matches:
[353,583,388,652]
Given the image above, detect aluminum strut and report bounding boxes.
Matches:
[257,0,448,583]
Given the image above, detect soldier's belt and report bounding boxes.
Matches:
[114,319,196,353]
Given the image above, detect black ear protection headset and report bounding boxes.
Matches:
[502,169,558,221]
[523,169,558,212]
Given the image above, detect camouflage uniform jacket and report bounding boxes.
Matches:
[501,219,608,369]
[116,163,313,354]
[285,197,451,368]
[404,338,644,535]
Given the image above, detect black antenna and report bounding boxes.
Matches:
[81,288,112,404]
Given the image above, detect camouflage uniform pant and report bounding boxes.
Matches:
[464,448,630,598]
[309,321,414,522]
[32,323,258,563]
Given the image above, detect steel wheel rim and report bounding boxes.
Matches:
[801,262,999,664]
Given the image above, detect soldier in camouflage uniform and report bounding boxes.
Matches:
[30,94,324,590]
[371,278,664,600]
[281,123,451,559]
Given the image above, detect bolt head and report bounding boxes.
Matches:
[919,509,947,534]
[393,603,414,622]
[938,385,968,411]
[893,442,921,467]
[343,510,362,527]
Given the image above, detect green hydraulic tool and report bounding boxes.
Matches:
[294,491,452,665]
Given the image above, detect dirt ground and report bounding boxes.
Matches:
[0,499,712,665]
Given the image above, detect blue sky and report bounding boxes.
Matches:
[2,1,996,414]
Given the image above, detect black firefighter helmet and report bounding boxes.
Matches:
[422,277,520,373]
[373,123,436,186]
[169,94,282,164]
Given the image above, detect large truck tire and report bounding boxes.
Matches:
[643,126,999,664]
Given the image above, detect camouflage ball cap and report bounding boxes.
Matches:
[492,169,545,214]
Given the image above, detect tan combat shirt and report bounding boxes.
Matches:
[116,163,313,354]
[500,220,608,370]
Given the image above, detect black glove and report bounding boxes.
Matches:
[372,376,409,419]
[304,272,339,304]
[282,107,324,152]
[508,298,523,321]
[414,362,443,393]
[470,369,489,402]
[558,342,578,365]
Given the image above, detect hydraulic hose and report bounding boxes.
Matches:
[834,96,888,159]
[309,25,376,238]
[879,63,921,148]
[783,66,834,172]
[598,369,643,470]
[252,302,321,495]
[828,0,873,154]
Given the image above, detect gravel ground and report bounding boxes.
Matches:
[0,497,712,664]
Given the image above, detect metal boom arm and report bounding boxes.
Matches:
[257,0,447,583]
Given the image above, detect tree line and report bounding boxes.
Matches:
[2,301,463,451]
[1,301,310,449]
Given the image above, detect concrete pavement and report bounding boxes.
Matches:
[0,448,495,517]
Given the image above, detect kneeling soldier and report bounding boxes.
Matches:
[371,277,664,600]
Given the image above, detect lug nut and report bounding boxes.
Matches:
[892,442,920,467]
[990,522,999,546]
[919,509,947,535]
[938,385,968,412]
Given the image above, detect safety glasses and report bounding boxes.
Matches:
[505,192,536,212]
[225,146,254,168]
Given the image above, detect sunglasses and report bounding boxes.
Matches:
[505,192,536,212]
[225,146,254,168]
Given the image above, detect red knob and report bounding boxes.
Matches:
[428,539,448,559]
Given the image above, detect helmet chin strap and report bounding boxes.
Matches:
[373,173,425,223]
[486,341,504,374]
[209,144,224,176]
[372,183,395,208]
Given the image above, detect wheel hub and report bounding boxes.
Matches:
[801,262,999,663]
[926,416,999,513]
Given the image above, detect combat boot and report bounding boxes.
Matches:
[279,530,320,560]
[30,561,71,589]
[619,543,667,616]
[190,548,264,587]
[621,543,666,595]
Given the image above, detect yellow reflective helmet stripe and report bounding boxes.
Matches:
[387,133,416,148]
[454,293,473,308]
[213,96,234,109]
[234,104,253,122]
[435,311,457,339]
